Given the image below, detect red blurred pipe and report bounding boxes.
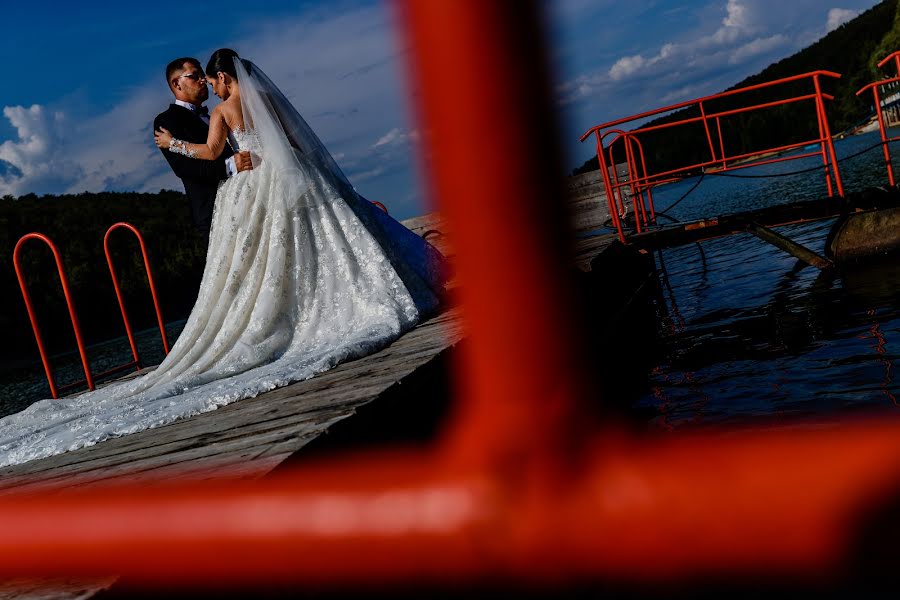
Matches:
[1,2,900,593]
[399,0,593,469]
[1,424,900,588]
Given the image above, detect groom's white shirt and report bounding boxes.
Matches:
[174,99,237,177]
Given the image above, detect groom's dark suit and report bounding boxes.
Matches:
[154,104,234,236]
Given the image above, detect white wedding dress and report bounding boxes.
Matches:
[0,60,447,468]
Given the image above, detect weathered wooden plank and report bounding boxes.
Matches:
[0,426,331,496]
[0,415,343,495]
[0,576,116,600]
[565,169,614,234]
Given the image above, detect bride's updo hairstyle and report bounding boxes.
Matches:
[206,48,251,79]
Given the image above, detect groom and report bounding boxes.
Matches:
[154,57,252,244]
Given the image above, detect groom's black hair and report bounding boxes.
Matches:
[165,57,202,87]
[206,48,242,79]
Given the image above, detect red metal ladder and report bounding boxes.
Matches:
[13,223,170,399]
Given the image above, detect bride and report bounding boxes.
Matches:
[0,49,448,468]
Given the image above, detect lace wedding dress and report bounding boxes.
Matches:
[0,59,447,468]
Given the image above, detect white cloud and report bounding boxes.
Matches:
[729,34,789,64]
[0,105,72,195]
[723,0,751,29]
[609,55,647,81]
[349,165,385,182]
[601,1,777,85]
[555,0,871,112]
[711,0,758,44]
[372,127,403,149]
[608,43,678,81]
[0,86,177,197]
[827,8,859,32]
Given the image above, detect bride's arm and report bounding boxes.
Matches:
[154,108,229,160]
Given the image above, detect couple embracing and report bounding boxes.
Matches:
[0,49,448,468]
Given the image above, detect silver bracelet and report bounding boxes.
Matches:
[168,138,197,158]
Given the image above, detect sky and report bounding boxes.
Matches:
[0,0,886,220]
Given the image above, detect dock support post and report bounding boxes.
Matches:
[747,222,833,270]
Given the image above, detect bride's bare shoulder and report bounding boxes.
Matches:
[218,99,245,130]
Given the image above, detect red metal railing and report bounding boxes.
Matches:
[13,233,95,399]
[13,223,168,399]
[581,71,845,242]
[104,223,170,365]
[856,50,900,186]
[0,2,900,593]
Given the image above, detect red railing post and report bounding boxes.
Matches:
[633,137,657,222]
[596,131,625,242]
[607,139,627,220]
[716,116,726,170]
[623,133,645,232]
[872,85,895,186]
[13,233,95,399]
[813,73,844,197]
[104,223,170,366]
[699,100,717,164]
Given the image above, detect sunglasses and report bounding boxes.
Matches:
[174,71,207,84]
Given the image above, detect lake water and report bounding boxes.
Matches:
[1,320,186,417]
[1,130,898,426]
[633,130,900,430]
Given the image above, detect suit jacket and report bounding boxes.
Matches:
[154,104,234,233]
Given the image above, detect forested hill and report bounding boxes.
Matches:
[573,0,900,176]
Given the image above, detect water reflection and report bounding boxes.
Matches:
[641,219,900,429]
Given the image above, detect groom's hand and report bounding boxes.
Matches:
[235,151,253,172]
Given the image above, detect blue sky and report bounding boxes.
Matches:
[0,0,885,220]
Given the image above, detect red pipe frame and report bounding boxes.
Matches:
[0,2,899,592]
[581,71,844,241]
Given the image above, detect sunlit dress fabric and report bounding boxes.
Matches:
[0,127,446,468]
